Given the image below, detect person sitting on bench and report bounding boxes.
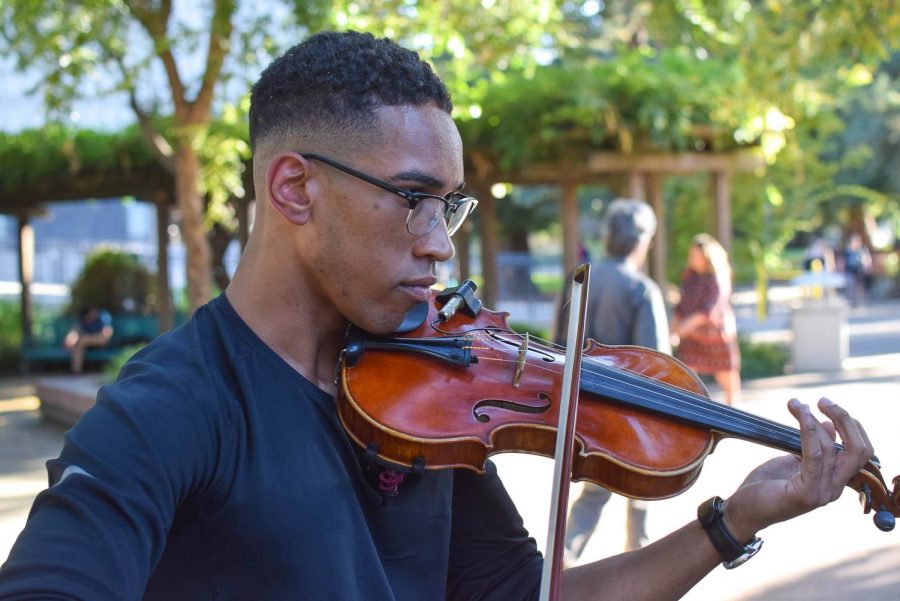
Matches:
[63,307,113,374]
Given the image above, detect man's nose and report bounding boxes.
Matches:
[414,219,455,262]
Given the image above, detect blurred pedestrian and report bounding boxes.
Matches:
[554,198,670,561]
[671,233,741,405]
[63,307,114,374]
[803,236,835,273]
[841,233,872,307]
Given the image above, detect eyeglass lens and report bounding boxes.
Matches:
[407,196,474,237]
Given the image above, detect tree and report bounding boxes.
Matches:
[555,1,900,284]
[0,0,329,310]
[330,0,563,110]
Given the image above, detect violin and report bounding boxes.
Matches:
[336,280,900,532]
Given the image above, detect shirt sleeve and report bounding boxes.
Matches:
[446,461,543,600]
[0,356,230,600]
[633,282,672,354]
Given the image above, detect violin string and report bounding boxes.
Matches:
[467,330,806,450]
[459,328,800,445]
[583,360,804,449]
[491,331,802,440]
[482,350,804,451]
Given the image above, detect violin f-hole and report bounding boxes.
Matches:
[473,392,553,423]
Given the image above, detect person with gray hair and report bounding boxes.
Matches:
[555,198,671,561]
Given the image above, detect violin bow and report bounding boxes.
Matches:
[539,264,591,601]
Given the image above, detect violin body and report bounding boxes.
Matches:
[341,297,715,500]
[338,289,900,529]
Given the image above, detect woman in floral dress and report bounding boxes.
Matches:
[672,234,741,405]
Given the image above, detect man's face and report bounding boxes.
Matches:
[300,104,464,333]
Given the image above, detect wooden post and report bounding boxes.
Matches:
[236,196,252,252]
[647,174,667,289]
[713,171,732,254]
[476,183,499,309]
[627,171,647,201]
[17,214,34,348]
[155,196,174,333]
[561,181,580,276]
[455,221,472,283]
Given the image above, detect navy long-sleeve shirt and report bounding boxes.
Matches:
[0,295,542,600]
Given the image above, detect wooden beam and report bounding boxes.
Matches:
[491,150,765,185]
[0,167,174,216]
[560,182,580,276]
[588,150,764,174]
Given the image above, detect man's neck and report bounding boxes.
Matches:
[226,242,348,395]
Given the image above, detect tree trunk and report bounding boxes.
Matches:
[209,222,234,291]
[175,144,212,311]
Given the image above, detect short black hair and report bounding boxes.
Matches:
[249,31,453,152]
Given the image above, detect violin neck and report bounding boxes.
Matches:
[581,359,807,456]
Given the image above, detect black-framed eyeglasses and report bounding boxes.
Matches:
[301,153,478,237]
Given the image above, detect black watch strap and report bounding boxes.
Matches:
[697,496,763,569]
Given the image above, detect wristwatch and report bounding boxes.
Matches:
[697,496,763,569]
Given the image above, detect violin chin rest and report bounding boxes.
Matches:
[395,302,429,333]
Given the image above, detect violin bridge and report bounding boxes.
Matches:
[513,332,529,388]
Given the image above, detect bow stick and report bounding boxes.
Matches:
[539,263,591,601]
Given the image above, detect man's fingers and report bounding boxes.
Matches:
[792,401,826,500]
[815,398,874,499]
[818,397,873,465]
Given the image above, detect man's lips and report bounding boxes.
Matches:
[399,276,438,302]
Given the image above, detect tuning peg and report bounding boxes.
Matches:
[874,509,895,532]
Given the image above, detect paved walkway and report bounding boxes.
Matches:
[0,378,66,560]
[1,296,899,599]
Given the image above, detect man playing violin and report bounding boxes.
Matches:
[0,31,876,600]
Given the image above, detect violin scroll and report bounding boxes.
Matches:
[848,464,900,531]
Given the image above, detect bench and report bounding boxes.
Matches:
[23,314,161,371]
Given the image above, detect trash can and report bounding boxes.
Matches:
[790,299,848,372]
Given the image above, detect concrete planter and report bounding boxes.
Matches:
[37,375,103,427]
[790,300,848,372]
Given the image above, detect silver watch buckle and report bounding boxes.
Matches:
[723,537,763,569]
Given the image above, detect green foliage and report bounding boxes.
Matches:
[0,125,159,198]
[738,337,789,380]
[0,301,22,348]
[0,301,23,375]
[102,344,146,384]
[507,322,551,343]
[333,0,561,108]
[532,273,565,296]
[458,47,751,172]
[0,0,332,309]
[68,249,157,315]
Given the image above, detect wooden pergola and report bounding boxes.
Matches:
[1,165,175,346]
[3,188,257,349]
[460,149,765,308]
[3,140,762,347]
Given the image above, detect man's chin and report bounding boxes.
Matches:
[351,311,406,336]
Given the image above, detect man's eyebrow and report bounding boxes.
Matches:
[389,170,454,190]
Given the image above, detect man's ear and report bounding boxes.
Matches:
[266,153,315,225]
